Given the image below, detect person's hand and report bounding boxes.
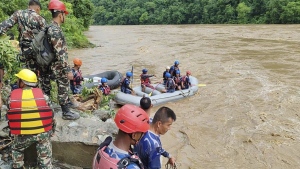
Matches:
[67,72,73,80]
[168,157,176,166]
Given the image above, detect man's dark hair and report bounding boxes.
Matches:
[29,0,42,9]
[51,10,61,18]
[152,106,176,124]
[140,96,151,110]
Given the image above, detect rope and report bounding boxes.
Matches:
[165,163,178,169]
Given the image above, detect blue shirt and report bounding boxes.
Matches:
[104,142,141,169]
[135,131,170,169]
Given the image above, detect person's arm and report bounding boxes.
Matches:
[161,149,176,166]
[48,26,71,77]
[0,11,19,35]
[126,80,133,91]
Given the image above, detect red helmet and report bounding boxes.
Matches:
[73,58,82,66]
[48,0,69,15]
[186,70,191,75]
[114,104,149,133]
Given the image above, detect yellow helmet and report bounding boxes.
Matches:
[15,69,38,86]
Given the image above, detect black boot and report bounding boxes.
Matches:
[61,105,80,120]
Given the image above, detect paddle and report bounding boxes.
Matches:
[198,84,206,87]
[131,66,133,88]
[149,82,161,96]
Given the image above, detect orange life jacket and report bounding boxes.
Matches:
[7,88,53,135]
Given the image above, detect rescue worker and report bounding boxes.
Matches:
[70,58,83,94]
[181,70,192,89]
[163,66,170,85]
[6,69,54,169]
[46,0,80,120]
[173,70,182,90]
[140,68,155,92]
[0,0,46,71]
[99,77,111,96]
[165,72,175,93]
[169,60,180,77]
[92,104,149,169]
[121,71,135,95]
[135,106,177,169]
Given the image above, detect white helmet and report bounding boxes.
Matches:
[166,66,170,69]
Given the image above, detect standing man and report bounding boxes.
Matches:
[135,106,177,169]
[0,0,46,71]
[6,69,54,169]
[46,0,80,120]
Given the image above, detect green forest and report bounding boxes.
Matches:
[0,0,299,47]
[92,0,300,25]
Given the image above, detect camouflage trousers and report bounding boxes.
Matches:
[55,74,70,106]
[11,131,53,169]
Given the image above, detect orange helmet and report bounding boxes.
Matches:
[186,70,191,75]
[73,58,82,66]
[48,0,69,14]
[114,104,149,133]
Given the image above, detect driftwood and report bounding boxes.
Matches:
[74,88,103,112]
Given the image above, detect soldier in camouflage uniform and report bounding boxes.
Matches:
[0,0,52,96]
[7,69,54,169]
[45,0,80,120]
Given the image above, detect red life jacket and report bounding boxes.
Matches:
[7,88,53,135]
[100,85,111,95]
[174,76,181,84]
[72,69,83,86]
[140,74,150,84]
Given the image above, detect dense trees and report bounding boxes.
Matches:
[92,0,300,25]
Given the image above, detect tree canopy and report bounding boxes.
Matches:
[92,0,300,25]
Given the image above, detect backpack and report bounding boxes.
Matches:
[31,26,55,67]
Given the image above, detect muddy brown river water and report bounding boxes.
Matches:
[69,25,300,169]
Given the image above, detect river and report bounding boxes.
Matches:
[69,25,300,169]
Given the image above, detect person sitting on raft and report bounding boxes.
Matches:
[163,66,170,85]
[140,68,156,92]
[120,71,135,95]
[169,60,180,77]
[70,58,83,94]
[98,77,111,96]
[173,70,182,90]
[165,72,176,93]
[181,70,192,89]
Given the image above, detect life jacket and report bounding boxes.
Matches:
[140,74,150,84]
[7,88,53,135]
[93,136,144,169]
[99,85,111,95]
[169,65,180,77]
[173,76,181,85]
[181,76,190,89]
[120,78,130,91]
[166,79,176,90]
[71,68,83,86]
